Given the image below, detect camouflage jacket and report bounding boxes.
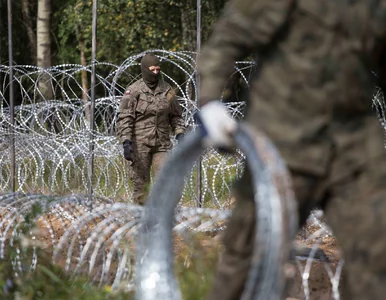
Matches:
[199,0,386,105]
[116,78,186,148]
[198,0,386,177]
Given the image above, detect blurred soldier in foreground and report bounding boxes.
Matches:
[196,1,386,299]
[116,54,185,204]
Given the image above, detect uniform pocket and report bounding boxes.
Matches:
[136,94,152,114]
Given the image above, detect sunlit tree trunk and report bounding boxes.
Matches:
[37,0,53,101]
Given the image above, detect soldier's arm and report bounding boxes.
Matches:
[116,88,138,143]
[169,93,186,135]
[199,0,295,106]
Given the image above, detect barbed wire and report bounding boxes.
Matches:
[0,50,385,298]
[0,50,253,206]
[0,192,336,297]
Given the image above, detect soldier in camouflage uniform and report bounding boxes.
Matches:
[197,0,386,299]
[116,53,185,205]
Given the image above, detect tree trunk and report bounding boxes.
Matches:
[37,0,53,101]
[21,0,37,64]
[75,24,91,123]
[180,0,197,106]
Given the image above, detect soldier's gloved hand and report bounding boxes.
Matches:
[176,133,184,143]
[123,140,135,162]
[195,100,237,148]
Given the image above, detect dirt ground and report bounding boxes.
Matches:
[285,221,343,300]
[188,217,343,300]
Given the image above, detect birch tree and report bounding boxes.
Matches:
[37,0,53,101]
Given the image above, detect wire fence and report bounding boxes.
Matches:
[0,50,385,298]
[0,50,252,207]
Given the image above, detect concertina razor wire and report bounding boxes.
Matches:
[0,50,384,298]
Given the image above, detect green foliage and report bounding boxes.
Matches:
[55,0,185,64]
[175,233,220,300]
[0,256,132,299]
[17,265,125,299]
[23,202,44,227]
[1,0,227,66]
[181,153,241,208]
[1,0,228,106]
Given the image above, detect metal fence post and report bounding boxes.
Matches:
[195,0,202,207]
[87,0,98,210]
[7,0,15,193]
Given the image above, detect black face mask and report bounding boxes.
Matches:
[141,54,161,89]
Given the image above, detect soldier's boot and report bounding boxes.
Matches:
[132,185,146,205]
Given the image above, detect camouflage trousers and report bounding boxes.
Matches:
[129,143,169,205]
[206,117,386,300]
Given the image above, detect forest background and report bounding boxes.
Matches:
[0,2,233,298]
[0,0,226,67]
[0,0,233,109]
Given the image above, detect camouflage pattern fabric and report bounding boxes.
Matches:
[208,147,386,299]
[116,78,185,204]
[198,0,386,299]
[129,143,168,205]
[116,78,185,146]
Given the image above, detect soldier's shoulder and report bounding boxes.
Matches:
[125,79,143,94]
[158,79,172,90]
[131,78,145,88]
